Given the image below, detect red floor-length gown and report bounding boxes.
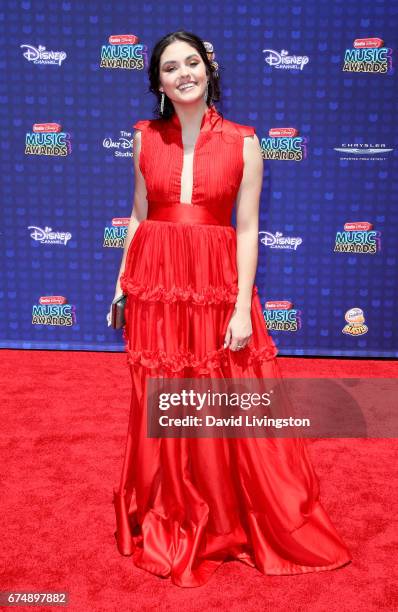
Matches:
[113,104,352,587]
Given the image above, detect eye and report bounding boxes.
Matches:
[165,62,199,72]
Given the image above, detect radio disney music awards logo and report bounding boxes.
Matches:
[263,301,301,332]
[342,37,393,74]
[259,230,302,250]
[100,34,147,70]
[32,296,76,327]
[28,225,72,246]
[334,221,381,255]
[20,44,67,66]
[103,217,129,247]
[25,123,71,156]
[342,308,368,336]
[334,141,394,160]
[261,127,307,161]
[262,48,309,71]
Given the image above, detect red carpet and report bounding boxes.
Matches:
[1,349,397,611]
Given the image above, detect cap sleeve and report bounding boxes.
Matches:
[133,119,151,131]
[239,124,256,137]
[133,120,150,176]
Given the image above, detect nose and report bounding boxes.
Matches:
[178,65,191,78]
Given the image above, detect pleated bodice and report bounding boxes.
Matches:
[132,104,255,226]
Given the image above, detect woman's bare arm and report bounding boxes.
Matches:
[234,133,263,312]
[113,129,148,297]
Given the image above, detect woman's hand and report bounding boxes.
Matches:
[223,306,253,351]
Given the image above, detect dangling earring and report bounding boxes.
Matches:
[160,91,165,114]
[204,81,208,102]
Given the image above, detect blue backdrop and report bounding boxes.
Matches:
[1,0,397,357]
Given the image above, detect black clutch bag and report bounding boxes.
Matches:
[111,294,127,329]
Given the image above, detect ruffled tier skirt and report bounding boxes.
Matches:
[113,219,352,587]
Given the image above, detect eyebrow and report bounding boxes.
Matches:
[161,53,200,67]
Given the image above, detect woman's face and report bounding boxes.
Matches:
[158,40,208,106]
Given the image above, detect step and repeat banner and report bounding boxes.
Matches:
[1,1,397,357]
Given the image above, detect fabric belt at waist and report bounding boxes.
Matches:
[146,201,231,226]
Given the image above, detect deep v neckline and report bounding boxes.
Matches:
[179,134,201,206]
[169,105,217,206]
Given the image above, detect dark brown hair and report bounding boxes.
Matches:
[146,30,222,120]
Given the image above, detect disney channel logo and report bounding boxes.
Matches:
[262,48,309,71]
[20,44,67,66]
[28,226,72,246]
[259,231,302,250]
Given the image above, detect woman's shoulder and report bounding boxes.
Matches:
[221,116,256,138]
[133,118,160,131]
[132,114,256,137]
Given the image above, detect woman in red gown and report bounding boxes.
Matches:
[110,31,352,587]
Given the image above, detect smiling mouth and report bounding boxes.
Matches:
[178,83,196,91]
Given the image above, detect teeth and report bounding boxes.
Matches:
[179,83,195,90]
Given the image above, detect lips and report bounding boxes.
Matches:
[178,82,196,90]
